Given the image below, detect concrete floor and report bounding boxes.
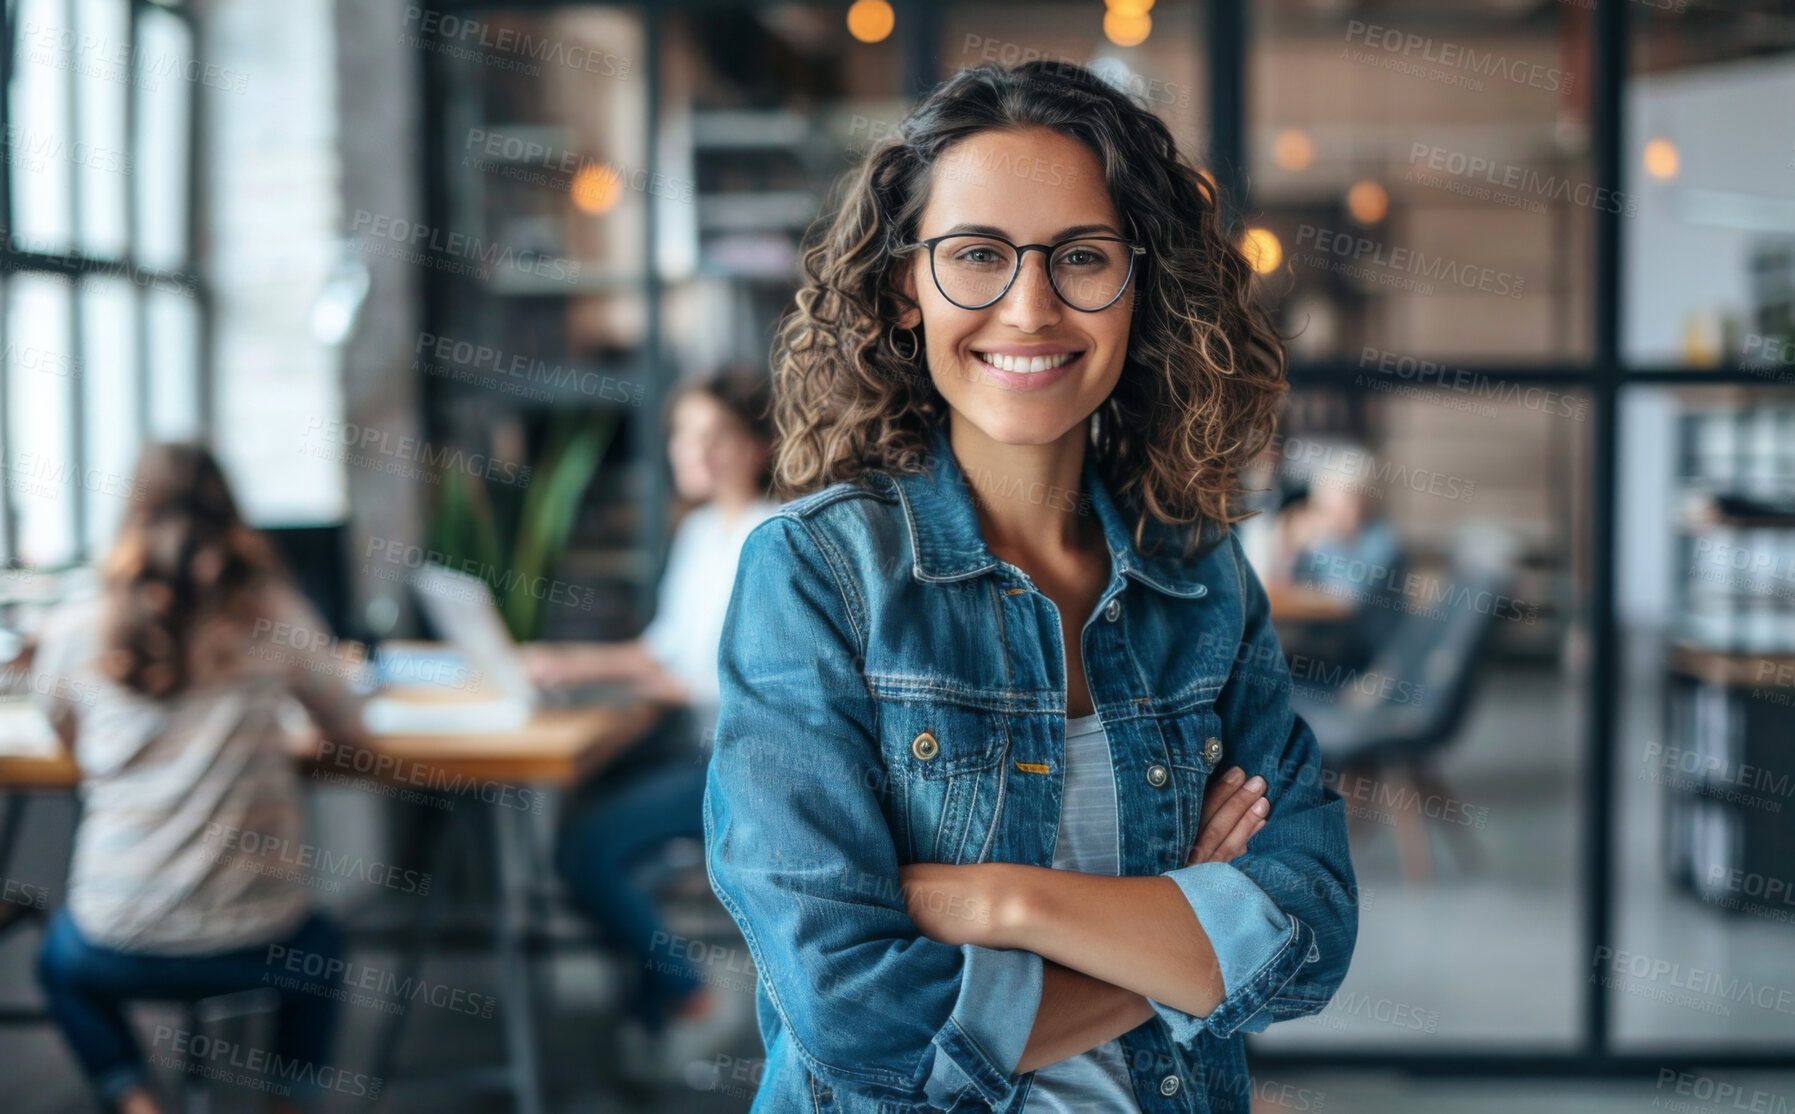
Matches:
[4,650,1792,1112]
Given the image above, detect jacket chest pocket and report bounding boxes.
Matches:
[878,698,1010,866]
[1155,699,1225,863]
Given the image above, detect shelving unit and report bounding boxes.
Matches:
[1660,396,1795,915]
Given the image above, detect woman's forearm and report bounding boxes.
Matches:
[1016,960,1156,1074]
[997,866,1224,1018]
[524,640,658,686]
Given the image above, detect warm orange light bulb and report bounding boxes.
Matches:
[1241,228,1282,274]
[1272,129,1314,171]
[571,163,623,214]
[1643,137,1679,180]
[1346,180,1389,224]
[846,0,895,43]
[1103,9,1151,46]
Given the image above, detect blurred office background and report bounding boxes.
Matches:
[0,0,1793,1111]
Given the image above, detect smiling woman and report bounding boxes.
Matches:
[703,59,1357,1114]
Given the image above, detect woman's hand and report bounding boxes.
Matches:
[896,863,1006,947]
[1187,766,1269,866]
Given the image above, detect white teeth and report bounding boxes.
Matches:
[975,351,1077,373]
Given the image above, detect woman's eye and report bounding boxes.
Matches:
[1058,248,1103,267]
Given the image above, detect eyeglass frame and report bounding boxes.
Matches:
[897,232,1149,313]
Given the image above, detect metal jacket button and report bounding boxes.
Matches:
[1159,1075,1180,1096]
[1203,736,1223,764]
[1146,763,1168,788]
[1103,597,1122,622]
[911,731,939,760]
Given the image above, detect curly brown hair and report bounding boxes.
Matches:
[768,60,1287,553]
[99,442,290,697]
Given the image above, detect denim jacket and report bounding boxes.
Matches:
[704,420,1358,1113]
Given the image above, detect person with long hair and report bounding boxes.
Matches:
[31,443,368,1114]
[521,370,777,1070]
[703,61,1358,1112]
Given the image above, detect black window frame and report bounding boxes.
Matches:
[416,0,1795,1079]
[0,0,211,568]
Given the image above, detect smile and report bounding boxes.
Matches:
[973,350,1083,373]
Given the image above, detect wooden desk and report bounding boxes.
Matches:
[0,663,669,1114]
[1267,582,1358,624]
[0,685,664,790]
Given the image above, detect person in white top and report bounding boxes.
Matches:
[521,371,776,1059]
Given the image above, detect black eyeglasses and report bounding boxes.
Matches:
[898,233,1147,313]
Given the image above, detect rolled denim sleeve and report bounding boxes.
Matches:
[1151,862,1302,1041]
[1149,533,1360,1048]
[922,945,1044,1105]
[703,515,1036,1111]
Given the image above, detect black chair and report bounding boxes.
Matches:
[1289,527,1518,883]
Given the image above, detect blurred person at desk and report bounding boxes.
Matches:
[30,443,369,1114]
[521,371,777,1056]
[1266,436,1407,670]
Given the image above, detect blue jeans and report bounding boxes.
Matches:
[38,907,344,1109]
[555,705,708,1032]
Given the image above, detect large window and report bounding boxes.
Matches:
[2,0,207,567]
[411,0,1794,1079]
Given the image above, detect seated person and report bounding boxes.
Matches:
[522,371,777,1054]
[32,443,370,1114]
[1268,438,1407,671]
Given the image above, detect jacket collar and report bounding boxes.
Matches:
[888,420,1211,599]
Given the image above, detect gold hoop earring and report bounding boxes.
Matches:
[888,323,920,362]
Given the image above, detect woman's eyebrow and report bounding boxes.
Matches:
[936,222,1125,240]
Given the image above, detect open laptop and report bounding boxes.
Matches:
[400,562,633,710]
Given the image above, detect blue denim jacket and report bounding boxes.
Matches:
[704,420,1358,1113]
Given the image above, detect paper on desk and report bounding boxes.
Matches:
[362,696,530,735]
[0,698,58,754]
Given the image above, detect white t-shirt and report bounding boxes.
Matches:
[639,499,779,737]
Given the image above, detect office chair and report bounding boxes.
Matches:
[1290,526,1518,883]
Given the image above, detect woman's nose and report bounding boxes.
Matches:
[996,253,1063,330]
